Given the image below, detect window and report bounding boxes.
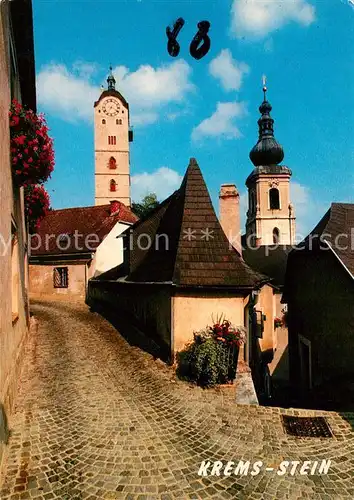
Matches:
[108,156,117,169]
[110,179,117,192]
[269,188,280,210]
[273,227,280,244]
[108,136,116,145]
[116,119,122,125]
[102,119,106,124]
[53,267,68,288]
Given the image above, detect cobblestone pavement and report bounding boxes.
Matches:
[0,300,354,499]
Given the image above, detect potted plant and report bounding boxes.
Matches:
[10,99,54,187]
[176,314,246,387]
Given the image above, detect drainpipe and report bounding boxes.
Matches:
[244,290,260,364]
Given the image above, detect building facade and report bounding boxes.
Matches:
[29,201,137,301]
[283,203,354,409]
[94,69,133,207]
[0,0,36,463]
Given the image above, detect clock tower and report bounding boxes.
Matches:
[94,67,133,206]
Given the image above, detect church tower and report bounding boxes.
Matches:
[245,80,295,247]
[94,67,133,206]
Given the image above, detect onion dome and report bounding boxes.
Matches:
[107,66,116,91]
[249,81,284,167]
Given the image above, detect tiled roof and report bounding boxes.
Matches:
[31,202,137,256]
[99,159,268,289]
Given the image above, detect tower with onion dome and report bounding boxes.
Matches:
[245,78,296,247]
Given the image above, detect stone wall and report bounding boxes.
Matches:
[87,280,172,360]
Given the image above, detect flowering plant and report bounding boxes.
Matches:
[10,100,54,187]
[24,185,51,233]
[209,313,246,347]
[274,317,283,329]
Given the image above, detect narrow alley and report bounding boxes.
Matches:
[0,300,353,499]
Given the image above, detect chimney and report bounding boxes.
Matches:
[110,200,120,216]
[219,184,241,253]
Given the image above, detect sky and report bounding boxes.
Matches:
[33,0,354,238]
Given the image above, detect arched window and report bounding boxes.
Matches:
[250,191,256,213]
[110,179,116,192]
[102,119,106,124]
[273,227,280,244]
[108,156,117,169]
[269,188,280,210]
[116,119,122,125]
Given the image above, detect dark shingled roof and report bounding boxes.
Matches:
[242,245,292,288]
[98,159,268,289]
[300,203,354,277]
[31,202,137,256]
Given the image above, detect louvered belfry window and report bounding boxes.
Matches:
[53,267,68,288]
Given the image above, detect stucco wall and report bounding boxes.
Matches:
[93,221,129,277]
[29,263,88,300]
[286,250,354,389]
[172,291,245,355]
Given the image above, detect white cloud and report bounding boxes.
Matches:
[191,101,247,142]
[230,0,316,38]
[37,64,99,122]
[37,60,194,126]
[290,181,329,240]
[131,167,183,202]
[209,49,250,91]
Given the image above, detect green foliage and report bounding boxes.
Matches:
[131,193,159,219]
[176,338,237,388]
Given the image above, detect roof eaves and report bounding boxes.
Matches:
[323,239,354,281]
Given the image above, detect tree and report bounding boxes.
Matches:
[131,193,160,219]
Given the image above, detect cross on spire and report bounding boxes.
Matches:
[262,74,267,100]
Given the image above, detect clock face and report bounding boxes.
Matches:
[102,98,120,116]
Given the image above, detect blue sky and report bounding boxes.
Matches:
[33,0,354,237]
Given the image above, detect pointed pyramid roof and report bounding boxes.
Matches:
[99,159,268,289]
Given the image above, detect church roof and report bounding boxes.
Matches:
[97,158,268,289]
[30,202,137,257]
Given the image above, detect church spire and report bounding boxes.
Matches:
[107,65,116,91]
[249,77,284,167]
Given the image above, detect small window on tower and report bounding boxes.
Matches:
[269,188,280,210]
[116,119,122,125]
[273,228,280,244]
[108,156,117,169]
[108,136,116,145]
[110,179,117,192]
[102,119,106,124]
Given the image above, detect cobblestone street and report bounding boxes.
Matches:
[0,300,354,499]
